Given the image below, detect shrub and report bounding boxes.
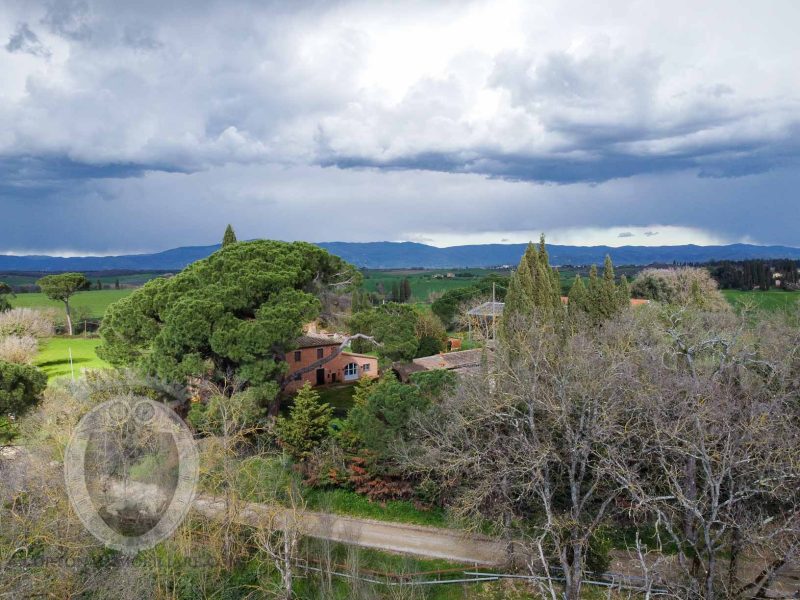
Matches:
[631,267,728,310]
[0,360,47,418]
[0,308,55,339]
[0,335,39,365]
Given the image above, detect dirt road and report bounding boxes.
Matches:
[192,495,507,565]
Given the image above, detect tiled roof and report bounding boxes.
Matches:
[295,333,342,348]
[412,348,485,371]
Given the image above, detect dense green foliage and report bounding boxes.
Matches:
[0,360,46,442]
[347,371,456,462]
[565,255,631,323]
[349,302,420,361]
[99,240,359,410]
[275,383,334,459]
[708,258,799,290]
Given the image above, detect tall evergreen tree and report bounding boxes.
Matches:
[518,245,537,300]
[275,383,333,459]
[401,278,412,302]
[567,274,588,315]
[502,235,564,335]
[617,274,631,309]
[222,224,237,247]
[501,268,533,339]
[586,264,602,323]
[597,255,619,319]
[538,234,564,312]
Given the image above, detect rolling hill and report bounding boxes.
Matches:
[1,241,799,271]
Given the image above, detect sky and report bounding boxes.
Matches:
[1,0,799,255]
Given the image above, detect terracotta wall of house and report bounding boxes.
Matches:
[285,346,378,392]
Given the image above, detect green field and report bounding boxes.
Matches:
[0,271,166,288]
[34,337,109,379]
[9,289,132,319]
[361,269,497,302]
[722,289,800,311]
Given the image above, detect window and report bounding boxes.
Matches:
[317,348,324,359]
[294,350,302,362]
[362,363,370,372]
[343,363,359,380]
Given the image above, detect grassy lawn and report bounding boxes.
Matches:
[316,384,357,416]
[10,289,133,319]
[722,289,799,311]
[35,337,109,379]
[304,488,448,528]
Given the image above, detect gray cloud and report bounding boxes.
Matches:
[1,0,799,252]
[5,23,50,57]
[40,0,92,40]
[618,232,635,238]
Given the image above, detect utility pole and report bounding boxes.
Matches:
[492,282,496,344]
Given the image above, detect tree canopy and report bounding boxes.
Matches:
[36,272,89,335]
[0,282,11,313]
[348,303,420,362]
[98,240,360,411]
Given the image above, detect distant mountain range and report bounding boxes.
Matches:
[2,242,800,272]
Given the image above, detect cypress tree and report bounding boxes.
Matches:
[617,274,631,309]
[598,255,618,318]
[402,278,412,302]
[568,274,588,315]
[503,235,564,330]
[587,264,601,322]
[222,224,237,247]
[538,234,564,312]
[519,245,538,300]
[501,268,533,339]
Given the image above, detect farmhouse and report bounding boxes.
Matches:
[285,332,378,392]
